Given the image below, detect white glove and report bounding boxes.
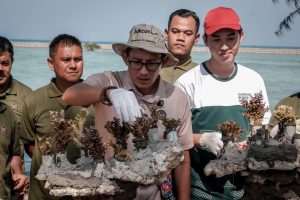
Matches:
[199,132,224,155]
[109,88,142,122]
[296,119,300,134]
[269,125,279,138]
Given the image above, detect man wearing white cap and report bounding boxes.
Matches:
[175,7,271,199]
[63,23,193,200]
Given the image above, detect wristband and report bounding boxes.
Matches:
[100,86,117,106]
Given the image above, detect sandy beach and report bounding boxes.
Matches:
[11,41,300,55]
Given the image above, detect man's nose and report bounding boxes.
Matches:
[69,60,77,68]
[220,42,229,50]
[177,32,185,41]
[139,65,150,74]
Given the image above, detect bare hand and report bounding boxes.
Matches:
[236,140,248,151]
[12,173,29,193]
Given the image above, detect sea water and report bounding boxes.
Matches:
[12,48,300,175]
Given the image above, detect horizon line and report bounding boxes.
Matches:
[9,38,300,49]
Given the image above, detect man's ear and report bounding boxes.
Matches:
[47,58,54,71]
[161,54,170,67]
[203,34,208,47]
[121,51,129,66]
[165,28,168,35]
[194,33,200,45]
[240,32,244,43]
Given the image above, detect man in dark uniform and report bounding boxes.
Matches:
[0,101,29,199]
[0,36,33,173]
[20,34,94,200]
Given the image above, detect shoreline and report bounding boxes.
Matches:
[12,41,300,55]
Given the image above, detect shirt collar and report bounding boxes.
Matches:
[47,78,84,98]
[0,102,7,112]
[0,75,17,96]
[174,57,193,70]
[47,78,63,98]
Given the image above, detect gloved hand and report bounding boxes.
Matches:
[269,125,279,138]
[199,132,224,155]
[109,88,142,122]
[296,119,300,134]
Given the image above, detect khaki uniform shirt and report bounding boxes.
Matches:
[85,71,194,200]
[160,57,198,84]
[20,79,94,200]
[0,102,21,200]
[0,76,32,132]
[0,76,32,174]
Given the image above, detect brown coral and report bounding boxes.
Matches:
[162,117,181,138]
[105,117,129,142]
[240,91,269,126]
[124,116,152,139]
[273,105,296,126]
[49,110,73,152]
[50,109,106,161]
[148,105,159,128]
[218,121,243,145]
[80,126,106,161]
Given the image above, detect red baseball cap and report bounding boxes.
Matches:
[204,7,241,35]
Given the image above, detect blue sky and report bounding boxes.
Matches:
[1,0,300,47]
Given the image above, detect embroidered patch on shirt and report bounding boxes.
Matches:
[10,103,18,110]
[0,125,7,135]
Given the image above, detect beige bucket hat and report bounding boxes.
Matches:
[112,23,178,67]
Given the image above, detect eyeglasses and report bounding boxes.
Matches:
[128,60,162,71]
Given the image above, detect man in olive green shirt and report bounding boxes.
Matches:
[0,36,33,171]
[20,34,94,200]
[160,9,200,84]
[0,36,33,129]
[0,102,29,199]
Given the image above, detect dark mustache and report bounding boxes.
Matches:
[0,70,4,77]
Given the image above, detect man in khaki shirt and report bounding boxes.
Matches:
[63,23,194,200]
[0,36,33,170]
[160,9,200,84]
[0,36,33,125]
[20,34,94,200]
[0,36,31,199]
[0,102,28,199]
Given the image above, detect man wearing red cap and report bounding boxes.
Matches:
[175,7,271,199]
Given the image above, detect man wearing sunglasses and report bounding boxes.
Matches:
[62,23,194,200]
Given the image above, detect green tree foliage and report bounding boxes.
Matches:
[273,0,300,35]
[84,42,101,51]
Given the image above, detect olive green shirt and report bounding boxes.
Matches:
[160,57,198,84]
[0,102,21,200]
[20,79,94,200]
[0,76,32,134]
[269,92,300,129]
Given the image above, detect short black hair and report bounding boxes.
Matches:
[49,34,82,59]
[203,29,243,41]
[168,9,200,33]
[0,36,14,63]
